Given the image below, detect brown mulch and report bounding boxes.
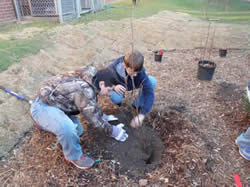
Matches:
[0,49,249,186]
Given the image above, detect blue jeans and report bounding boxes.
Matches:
[236,127,250,149]
[30,97,84,161]
[109,76,156,107]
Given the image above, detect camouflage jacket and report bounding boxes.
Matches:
[38,66,113,136]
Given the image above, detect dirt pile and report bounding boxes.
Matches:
[104,108,164,178]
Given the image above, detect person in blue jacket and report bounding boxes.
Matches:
[106,50,156,128]
[235,81,250,160]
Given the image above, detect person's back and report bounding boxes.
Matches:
[38,67,96,115]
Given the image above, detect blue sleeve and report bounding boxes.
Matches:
[138,70,154,115]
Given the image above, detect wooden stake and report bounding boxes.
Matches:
[27,0,33,16]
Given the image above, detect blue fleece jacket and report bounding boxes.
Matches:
[109,56,154,115]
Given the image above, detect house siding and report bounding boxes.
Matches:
[0,0,16,24]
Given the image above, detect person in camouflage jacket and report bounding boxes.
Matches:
[30,66,128,169]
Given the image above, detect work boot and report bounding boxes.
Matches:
[67,155,95,169]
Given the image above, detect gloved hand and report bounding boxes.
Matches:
[102,113,118,121]
[111,123,128,142]
[130,114,145,128]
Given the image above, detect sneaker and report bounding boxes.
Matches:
[66,155,95,169]
[239,148,250,160]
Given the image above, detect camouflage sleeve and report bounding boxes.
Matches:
[38,80,55,105]
[73,88,113,136]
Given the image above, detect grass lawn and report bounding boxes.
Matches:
[0,0,249,72]
[74,0,250,24]
[0,21,57,72]
[0,21,57,33]
[0,37,45,72]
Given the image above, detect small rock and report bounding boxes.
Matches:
[111,174,116,182]
[160,177,169,183]
[139,179,148,186]
[146,173,153,179]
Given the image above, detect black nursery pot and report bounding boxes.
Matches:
[155,54,162,62]
[154,51,163,62]
[197,60,216,81]
[219,49,227,57]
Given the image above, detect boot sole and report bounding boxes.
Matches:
[65,157,94,170]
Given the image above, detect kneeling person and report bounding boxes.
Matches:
[30,67,128,169]
[108,50,156,128]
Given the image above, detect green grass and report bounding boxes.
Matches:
[0,37,45,72]
[1,0,249,72]
[0,21,57,72]
[0,21,58,33]
[73,0,250,24]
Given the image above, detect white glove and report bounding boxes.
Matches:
[130,114,145,128]
[102,114,118,121]
[111,123,128,142]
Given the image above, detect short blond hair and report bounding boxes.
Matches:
[124,50,144,72]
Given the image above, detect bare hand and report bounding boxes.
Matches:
[130,114,145,128]
[114,85,126,95]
